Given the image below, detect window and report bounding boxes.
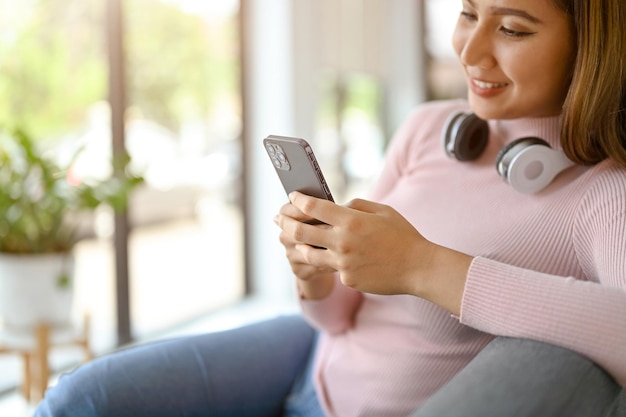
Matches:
[314,73,386,201]
[119,0,244,341]
[0,0,244,381]
[425,0,466,100]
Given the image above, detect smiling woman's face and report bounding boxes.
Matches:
[452,0,575,119]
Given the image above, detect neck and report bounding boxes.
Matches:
[491,115,562,148]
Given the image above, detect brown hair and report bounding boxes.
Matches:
[554,0,626,168]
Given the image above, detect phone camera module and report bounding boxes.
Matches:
[267,143,291,171]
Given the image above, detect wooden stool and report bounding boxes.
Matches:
[0,314,92,402]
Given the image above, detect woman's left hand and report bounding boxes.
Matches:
[275,192,473,314]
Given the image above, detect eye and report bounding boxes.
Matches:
[500,26,535,38]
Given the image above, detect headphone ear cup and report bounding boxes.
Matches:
[496,137,548,179]
[496,137,574,194]
[443,112,489,161]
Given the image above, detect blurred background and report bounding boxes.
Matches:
[0,0,466,413]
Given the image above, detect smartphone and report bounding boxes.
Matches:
[263,135,334,202]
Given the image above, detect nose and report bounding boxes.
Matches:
[454,24,497,69]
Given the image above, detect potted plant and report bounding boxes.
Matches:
[0,127,143,329]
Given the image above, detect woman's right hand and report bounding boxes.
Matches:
[275,201,336,299]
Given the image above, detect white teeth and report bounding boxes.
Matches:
[473,79,507,89]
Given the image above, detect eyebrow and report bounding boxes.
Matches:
[466,0,544,25]
[491,6,543,24]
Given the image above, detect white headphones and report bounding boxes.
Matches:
[443,112,575,194]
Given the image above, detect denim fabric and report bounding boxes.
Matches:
[283,332,326,417]
[33,315,318,417]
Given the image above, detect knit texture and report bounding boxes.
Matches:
[299,100,626,417]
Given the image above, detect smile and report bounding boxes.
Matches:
[472,79,508,89]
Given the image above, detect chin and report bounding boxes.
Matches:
[468,95,564,120]
[467,96,522,120]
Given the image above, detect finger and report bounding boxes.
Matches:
[288,191,343,225]
[277,213,332,248]
[278,199,327,225]
[296,243,335,269]
[278,200,315,223]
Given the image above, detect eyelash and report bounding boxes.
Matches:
[500,27,533,38]
[459,11,535,39]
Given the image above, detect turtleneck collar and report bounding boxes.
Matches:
[488,114,563,149]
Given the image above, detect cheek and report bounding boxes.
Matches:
[533,50,573,97]
[451,25,465,58]
[548,65,573,107]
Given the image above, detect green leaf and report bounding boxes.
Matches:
[56,273,71,289]
[0,127,143,254]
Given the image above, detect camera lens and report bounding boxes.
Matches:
[266,144,276,155]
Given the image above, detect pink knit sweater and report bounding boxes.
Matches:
[299,100,626,417]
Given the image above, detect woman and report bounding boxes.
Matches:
[34,1,625,416]
[275,0,626,415]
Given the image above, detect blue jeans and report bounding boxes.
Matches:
[33,315,325,417]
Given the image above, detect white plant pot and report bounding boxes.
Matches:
[0,252,74,329]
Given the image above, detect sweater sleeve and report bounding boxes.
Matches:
[460,165,626,386]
